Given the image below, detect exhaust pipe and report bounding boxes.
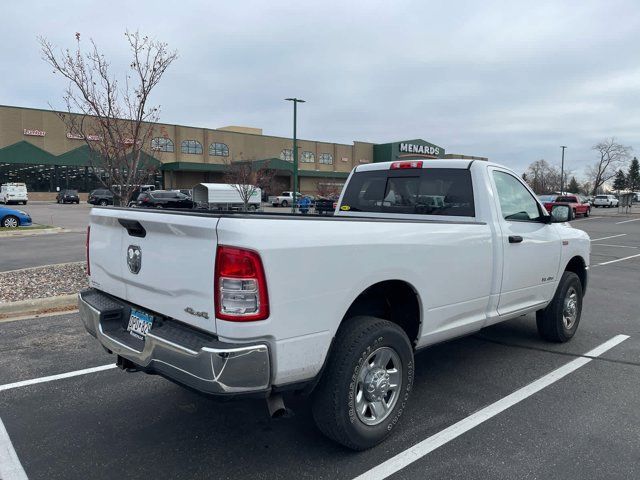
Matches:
[266,393,288,418]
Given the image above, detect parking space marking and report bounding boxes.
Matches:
[0,417,28,480]
[595,253,640,266]
[0,364,115,393]
[592,243,637,249]
[353,334,630,480]
[590,234,627,242]
[615,218,640,224]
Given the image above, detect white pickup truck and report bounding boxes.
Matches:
[79,159,590,450]
[269,191,301,207]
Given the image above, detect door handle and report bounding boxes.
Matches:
[508,235,523,244]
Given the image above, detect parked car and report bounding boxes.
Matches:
[80,158,589,450]
[314,196,338,215]
[0,205,32,228]
[88,189,114,206]
[56,189,80,204]
[269,191,302,207]
[0,182,28,205]
[593,194,619,208]
[136,190,194,209]
[542,195,591,217]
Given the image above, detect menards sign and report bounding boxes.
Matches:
[399,142,441,157]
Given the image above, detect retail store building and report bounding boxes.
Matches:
[0,104,485,196]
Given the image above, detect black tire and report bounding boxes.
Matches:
[2,215,20,228]
[584,208,590,217]
[99,200,108,206]
[536,271,583,343]
[312,316,414,450]
[281,200,289,208]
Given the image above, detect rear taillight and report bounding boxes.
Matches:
[86,226,91,276]
[215,246,269,321]
[391,160,423,169]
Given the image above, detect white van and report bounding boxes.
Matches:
[1,183,28,205]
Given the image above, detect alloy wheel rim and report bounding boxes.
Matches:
[354,346,402,426]
[562,287,578,330]
[4,217,18,228]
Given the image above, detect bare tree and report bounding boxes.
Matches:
[524,159,561,194]
[39,31,177,205]
[586,138,632,195]
[223,159,276,211]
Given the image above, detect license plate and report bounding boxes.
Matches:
[127,309,154,339]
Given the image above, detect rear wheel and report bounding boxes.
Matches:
[584,208,590,217]
[2,215,19,228]
[281,200,289,208]
[536,271,583,343]
[312,316,414,450]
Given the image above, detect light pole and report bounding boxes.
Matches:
[560,146,567,194]
[285,98,305,213]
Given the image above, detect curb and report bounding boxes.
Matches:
[0,226,65,238]
[0,294,78,317]
[0,261,85,275]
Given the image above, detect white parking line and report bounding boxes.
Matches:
[592,243,637,249]
[595,253,640,266]
[0,364,115,393]
[590,234,627,242]
[353,334,630,480]
[0,417,28,480]
[615,218,640,224]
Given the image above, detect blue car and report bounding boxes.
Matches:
[0,205,32,228]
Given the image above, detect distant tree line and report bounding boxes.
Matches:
[523,138,635,195]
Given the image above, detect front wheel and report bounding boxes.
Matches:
[281,200,289,208]
[312,316,414,450]
[99,200,108,206]
[536,271,583,343]
[584,208,590,217]
[2,215,19,228]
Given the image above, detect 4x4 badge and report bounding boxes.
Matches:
[127,245,142,274]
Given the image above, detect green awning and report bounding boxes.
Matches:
[0,141,57,165]
[0,140,160,168]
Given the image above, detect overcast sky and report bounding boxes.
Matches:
[1,0,639,178]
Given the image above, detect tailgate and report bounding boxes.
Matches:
[88,208,219,333]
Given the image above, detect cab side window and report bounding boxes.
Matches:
[493,171,542,221]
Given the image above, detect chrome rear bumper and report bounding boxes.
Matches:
[78,289,270,395]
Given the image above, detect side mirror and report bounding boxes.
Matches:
[550,204,573,223]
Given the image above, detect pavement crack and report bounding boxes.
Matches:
[473,334,639,367]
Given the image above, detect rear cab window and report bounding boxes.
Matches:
[340,167,475,217]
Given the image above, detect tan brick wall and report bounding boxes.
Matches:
[0,105,376,191]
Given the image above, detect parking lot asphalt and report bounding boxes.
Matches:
[0,202,89,272]
[1,208,639,479]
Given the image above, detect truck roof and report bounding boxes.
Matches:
[355,159,475,172]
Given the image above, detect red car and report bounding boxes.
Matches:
[541,195,590,217]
